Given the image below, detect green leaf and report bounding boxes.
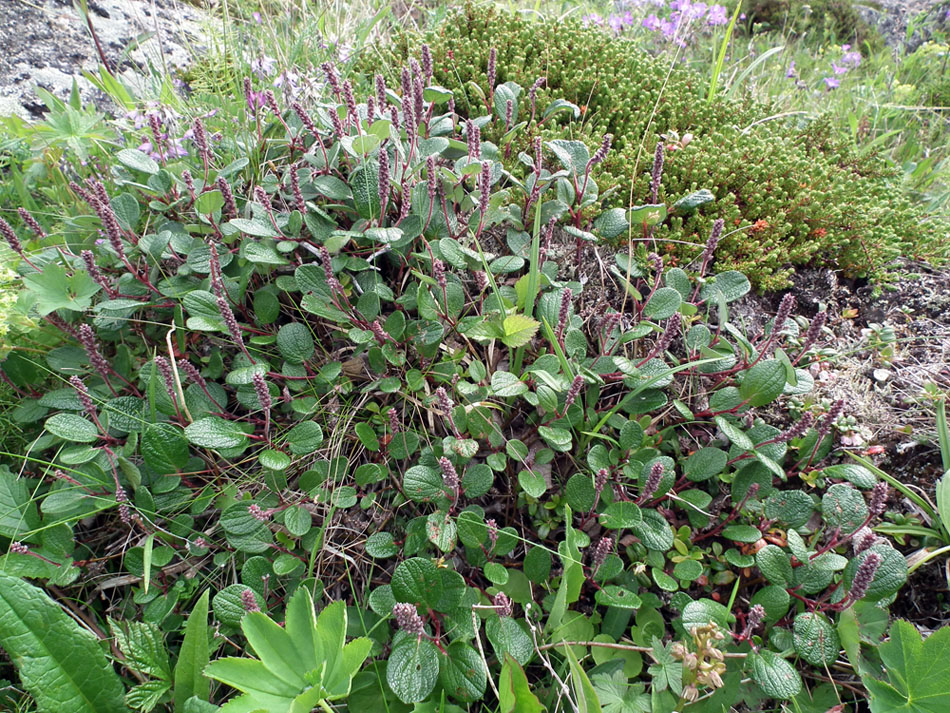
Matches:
[715,416,753,451]
[671,188,715,215]
[564,644,601,713]
[739,359,788,407]
[141,423,189,475]
[822,464,877,489]
[593,671,649,713]
[276,323,315,363]
[284,421,324,455]
[684,447,727,481]
[425,512,457,552]
[350,162,381,220]
[594,586,642,610]
[844,544,907,601]
[194,190,224,215]
[174,590,210,713]
[0,571,127,713]
[0,466,40,540]
[700,271,751,303]
[630,508,673,551]
[498,654,543,713]
[866,620,950,713]
[643,287,682,320]
[403,465,446,503]
[117,148,160,175]
[501,314,540,348]
[486,616,533,665]
[537,425,571,452]
[822,483,869,533]
[184,417,250,450]
[45,413,98,442]
[749,650,802,699]
[391,558,441,608]
[22,263,100,316]
[491,371,528,397]
[628,203,667,226]
[601,502,643,529]
[440,642,486,703]
[793,612,840,666]
[228,218,279,238]
[546,139,590,176]
[386,631,439,704]
[594,208,628,239]
[756,545,792,587]
[682,598,731,631]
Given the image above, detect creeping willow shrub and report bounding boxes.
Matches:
[0,43,909,712]
[379,3,939,289]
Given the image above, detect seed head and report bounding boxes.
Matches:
[642,461,664,501]
[466,120,481,160]
[486,518,498,548]
[177,359,207,389]
[848,551,881,602]
[248,503,270,522]
[700,218,724,267]
[289,165,306,214]
[563,374,585,411]
[529,77,546,117]
[17,208,46,239]
[82,250,117,298]
[869,481,889,516]
[777,412,814,443]
[590,536,613,568]
[153,356,177,399]
[252,372,271,411]
[192,117,210,163]
[478,161,491,215]
[436,386,453,415]
[320,61,341,97]
[78,324,110,379]
[241,588,260,613]
[800,311,827,357]
[69,376,96,418]
[587,134,612,170]
[378,143,390,212]
[216,176,238,220]
[427,155,438,201]
[421,45,433,82]
[388,407,400,433]
[487,48,497,95]
[493,592,512,618]
[375,74,387,107]
[392,602,424,635]
[342,80,359,127]
[439,456,460,493]
[9,542,29,555]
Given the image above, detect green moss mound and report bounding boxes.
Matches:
[371,4,936,290]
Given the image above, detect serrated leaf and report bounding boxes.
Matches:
[866,620,950,713]
[0,571,127,713]
[501,314,540,348]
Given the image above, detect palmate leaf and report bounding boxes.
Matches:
[205,590,370,713]
[0,571,128,713]
[865,620,950,713]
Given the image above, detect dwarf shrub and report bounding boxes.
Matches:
[377,4,935,289]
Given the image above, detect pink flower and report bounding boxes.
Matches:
[823,77,840,90]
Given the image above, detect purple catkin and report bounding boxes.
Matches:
[89,180,126,259]
[849,551,881,601]
[321,61,341,97]
[148,113,165,159]
[774,293,796,334]
[389,105,400,131]
[439,456,460,492]
[82,250,116,298]
[642,461,664,501]
[153,356,177,399]
[241,588,260,612]
[777,412,814,443]
[869,481,889,516]
[208,243,225,298]
[564,374,585,411]
[10,542,29,555]
[366,95,376,119]
[432,258,447,291]
[413,75,425,125]
[399,181,412,222]
[587,134,612,170]
[388,407,400,433]
[17,208,45,239]
[217,296,244,347]
[409,58,422,84]
[487,48,497,96]
[342,80,359,127]
[69,180,96,207]
[486,518,498,548]
[370,320,388,345]
[254,186,272,217]
[555,288,572,339]
[400,67,412,101]
[524,177,541,219]
[177,358,207,389]
[799,311,827,356]
[474,271,488,292]
[493,592,512,618]
[69,376,96,418]
[655,313,681,355]
[478,161,491,215]
[743,604,765,638]
[534,136,542,172]
[818,399,845,437]
[401,90,415,144]
[427,156,438,201]
[505,99,513,131]
[648,251,663,276]
[0,217,23,255]
[289,165,306,214]
[252,372,271,411]
[248,503,269,522]
[701,219,724,266]
[192,117,210,163]
[392,602,425,635]
[216,177,238,220]
[291,101,319,139]
[78,324,110,379]
[45,313,79,339]
[852,527,882,554]
[243,77,255,112]
[466,120,481,160]
[436,386,453,415]
[378,143,390,212]
[650,142,664,202]
[594,468,609,500]
[529,77,546,118]
[591,537,613,567]
[421,44,433,82]
[181,169,196,198]
[375,74,387,108]
[319,245,342,292]
[329,106,346,139]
